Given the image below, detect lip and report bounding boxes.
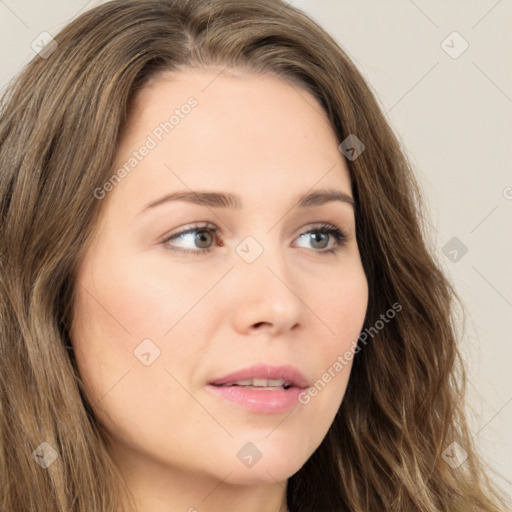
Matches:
[206,364,309,414]
[208,364,309,388]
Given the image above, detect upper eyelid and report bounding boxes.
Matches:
[163,221,347,238]
[161,222,218,242]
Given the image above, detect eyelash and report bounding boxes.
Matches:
[161,222,348,256]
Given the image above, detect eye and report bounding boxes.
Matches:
[162,222,220,255]
[161,222,348,255]
[294,223,348,254]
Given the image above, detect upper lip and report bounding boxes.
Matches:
[208,364,309,389]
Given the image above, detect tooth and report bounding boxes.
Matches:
[221,378,288,388]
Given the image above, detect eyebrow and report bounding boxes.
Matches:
[140,188,355,214]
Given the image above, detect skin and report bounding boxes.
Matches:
[70,68,369,512]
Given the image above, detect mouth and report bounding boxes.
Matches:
[206,364,309,414]
[211,378,294,390]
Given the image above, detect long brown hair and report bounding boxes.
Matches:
[0,1,508,510]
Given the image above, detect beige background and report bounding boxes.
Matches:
[1,0,510,495]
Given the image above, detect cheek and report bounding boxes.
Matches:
[73,244,208,343]
[315,261,368,349]
[300,262,368,407]
[103,250,232,340]
[69,248,215,409]
[70,279,200,447]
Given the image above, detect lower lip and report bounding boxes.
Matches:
[206,385,304,413]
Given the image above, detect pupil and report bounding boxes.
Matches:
[196,231,212,248]
[311,232,327,249]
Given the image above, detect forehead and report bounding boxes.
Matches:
[107,68,352,214]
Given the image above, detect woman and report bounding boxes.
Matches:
[0,1,508,511]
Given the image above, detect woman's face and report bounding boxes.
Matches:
[71,68,368,487]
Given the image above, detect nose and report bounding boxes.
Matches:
[229,239,305,337]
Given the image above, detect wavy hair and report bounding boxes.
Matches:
[0,0,508,510]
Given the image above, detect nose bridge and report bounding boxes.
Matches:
[232,208,307,286]
[232,208,286,265]
[234,230,289,287]
[229,229,305,334]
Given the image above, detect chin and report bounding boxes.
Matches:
[209,437,313,486]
